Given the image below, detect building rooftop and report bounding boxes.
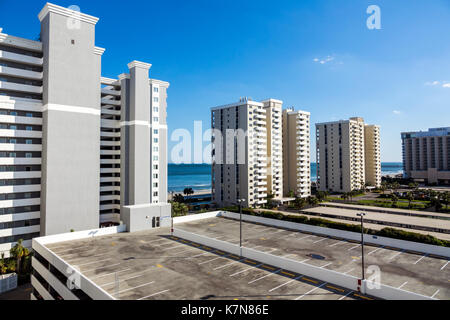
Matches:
[35,214,450,300]
[402,127,450,138]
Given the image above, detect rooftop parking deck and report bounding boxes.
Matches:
[176,216,450,300]
[43,226,361,300]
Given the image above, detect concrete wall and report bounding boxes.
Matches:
[122,203,171,232]
[40,10,100,235]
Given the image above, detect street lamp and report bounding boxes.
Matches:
[356,212,366,280]
[236,199,246,249]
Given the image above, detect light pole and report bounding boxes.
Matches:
[237,199,246,249]
[356,212,366,280]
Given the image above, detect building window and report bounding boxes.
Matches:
[153,174,158,179]
[153,164,158,170]
[153,156,158,161]
[154,129,158,135]
[153,107,159,113]
[154,138,158,143]
[153,87,159,93]
[153,97,159,103]
[153,117,159,122]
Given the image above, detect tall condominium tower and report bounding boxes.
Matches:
[282,108,311,198]
[401,127,450,184]
[0,3,170,257]
[263,99,283,200]
[316,117,381,193]
[211,98,283,208]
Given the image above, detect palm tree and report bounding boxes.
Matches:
[0,253,7,275]
[172,202,189,217]
[183,188,194,197]
[391,194,399,208]
[406,192,414,209]
[442,192,450,210]
[9,239,29,275]
[307,196,319,206]
[380,182,387,195]
[294,197,306,209]
[173,193,185,203]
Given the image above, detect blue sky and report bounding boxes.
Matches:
[1,0,450,162]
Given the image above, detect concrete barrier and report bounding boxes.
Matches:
[173,227,434,300]
[220,211,450,258]
[173,211,222,225]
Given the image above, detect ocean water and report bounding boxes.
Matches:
[168,162,404,192]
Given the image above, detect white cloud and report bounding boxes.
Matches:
[313,55,335,65]
[442,83,450,88]
[393,110,401,115]
[425,81,440,86]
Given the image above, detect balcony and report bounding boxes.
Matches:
[0,50,43,66]
[0,81,42,94]
[0,66,42,80]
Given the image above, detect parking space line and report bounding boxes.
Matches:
[388,249,404,261]
[440,261,449,271]
[299,259,310,263]
[77,258,112,267]
[189,252,210,259]
[348,244,361,251]
[328,240,346,247]
[83,262,121,273]
[269,276,302,292]
[413,254,428,265]
[294,282,326,300]
[431,289,440,299]
[230,264,262,277]
[339,290,353,300]
[66,252,109,262]
[320,262,333,269]
[343,268,354,275]
[398,281,408,289]
[298,235,313,241]
[248,269,280,284]
[264,249,278,254]
[313,237,328,244]
[101,267,155,287]
[164,244,187,250]
[138,289,170,300]
[368,247,384,255]
[116,281,155,294]
[172,248,199,255]
[213,260,244,271]
[199,257,224,265]
[91,268,132,280]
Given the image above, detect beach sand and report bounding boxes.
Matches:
[168,188,211,200]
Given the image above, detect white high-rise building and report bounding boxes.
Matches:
[316,117,381,193]
[282,108,311,198]
[211,98,284,208]
[0,3,171,257]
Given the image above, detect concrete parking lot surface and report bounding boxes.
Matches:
[45,227,365,300]
[176,217,450,300]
